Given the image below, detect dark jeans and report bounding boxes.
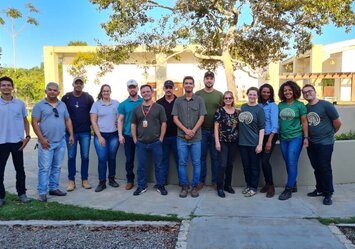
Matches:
[307,142,334,195]
[239,145,260,191]
[136,140,164,188]
[162,136,179,185]
[217,142,238,189]
[0,142,26,198]
[93,132,119,181]
[124,135,136,183]
[66,132,91,181]
[260,134,278,185]
[200,129,219,184]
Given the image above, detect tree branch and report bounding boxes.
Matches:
[147,1,175,11]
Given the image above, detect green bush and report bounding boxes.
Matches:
[335,131,355,140]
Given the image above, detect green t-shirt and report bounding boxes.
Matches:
[195,89,223,129]
[279,100,307,140]
[306,100,339,145]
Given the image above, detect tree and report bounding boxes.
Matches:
[0,3,39,70]
[89,0,355,97]
[68,41,88,46]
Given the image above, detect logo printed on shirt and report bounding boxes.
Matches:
[14,112,22,120]
[238,111,253,124]
[280,108,295,121]
[307,112,320,126]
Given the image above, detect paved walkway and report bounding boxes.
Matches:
[3,140,355,249]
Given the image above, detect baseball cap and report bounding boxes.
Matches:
[164,80,174,88]
[127,79,138,87]
[73,76,84,84]
[204,71,215,78]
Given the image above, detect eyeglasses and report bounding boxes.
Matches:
[224,97,233,100]
[302,89,314,95]
[53,108,59,118]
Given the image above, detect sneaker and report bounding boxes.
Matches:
[133,187,147,196]
[0,199,4,207]
[260,184,270,193]
[196,182,204,191]
[67,180,76,191]
[244,189,256,197]
[156,186,168,196]
[266,185,275,198]
[307,189,324,197]
[179,186,188,198]
[95,181,106,192]
[224,186,235,194]
[217,189,225,198]
[49,189,67,196]
[242,187,250,194]
[82,180,92,189]
[323,195,333,205]
[19,194,31,204]
[108,176,119,188]
[279,188,292,200]
[125,182,134,190]
[38,194,47,202]
[191,187,199,198]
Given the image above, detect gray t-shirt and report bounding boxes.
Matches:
[306,100,339,145]
[171,94,207,142]
[131,103,167,143]
[32,99,69,143]
[90,99,119,133]
[238,104,265,146]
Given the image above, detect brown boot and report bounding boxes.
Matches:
[82,180,92,189]
[179,186,188,198]
[67,180,76,192]
[260,184,270,193]
[125,182,134,190]
[266,184,275,198]
[196,182,204,191]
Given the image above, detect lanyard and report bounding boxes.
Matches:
[141,103,154,118]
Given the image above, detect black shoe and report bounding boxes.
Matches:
[279,188,292,201]
[108,177,119,188]
[323,195,333,205]
[133,187,147,196]
[217,189,225,198]
[224,186,235,194]
[95,181,106,192]
[292,183,297,193]
[156,186,168,196]
[307,189,324,197]
[49,189,67,196]
[38,195,47,202]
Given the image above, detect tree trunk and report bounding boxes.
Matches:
[221,51,238,100]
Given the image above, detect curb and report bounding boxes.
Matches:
[0,220,178,226]
[328,224,355,249]
[175,219,190,249]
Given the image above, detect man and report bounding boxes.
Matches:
[156,80,179,186]
[302,84,342,205]
[195,71,223,190]
[32,82,74,202]
[61,77,94,191]
[131,85,167,195]
[117,79,143,190]
[172,76,207,198]
[0,76,31,207]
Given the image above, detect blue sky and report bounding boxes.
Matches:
[0,0,355,69]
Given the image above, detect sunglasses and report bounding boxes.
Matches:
[53,108,59,118]
[224,97,233,100]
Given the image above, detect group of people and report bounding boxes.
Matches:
[0,71,341,207]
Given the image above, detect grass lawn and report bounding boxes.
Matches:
[318,217,355,225]
[0,193,180,222]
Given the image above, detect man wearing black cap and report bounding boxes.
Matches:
[156,80,179,186]
[196,71,223,190]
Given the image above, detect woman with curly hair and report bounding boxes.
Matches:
[278,81,308,200]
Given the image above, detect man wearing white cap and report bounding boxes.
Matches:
[117,79,143,190]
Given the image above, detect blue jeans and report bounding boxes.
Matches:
[200,129,219,184]
[162,136,179,185]
[280,137,303,188]
[124,134,136,183]
[307,142,334,195]
[239,145,260,191]
[37,138,66,195]
[94,132,119,181]
[136,140,164,188]
[177,138,201,187]
[66,132,91,181]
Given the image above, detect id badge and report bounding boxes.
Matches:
[143,120,148,128]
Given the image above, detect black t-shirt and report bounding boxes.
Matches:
[156,96,177,137]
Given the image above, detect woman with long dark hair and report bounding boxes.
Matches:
[214,91,240,198]
[278,81,308,200]
[258,84,279,198]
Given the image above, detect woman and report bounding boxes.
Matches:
[258,84,279,198]
[278,80,308,200]
[90,84,120,192]
[214,91,240,198]
[238,87,265,197]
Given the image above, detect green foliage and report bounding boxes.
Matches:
[319,216,355,225]
[0,66,44,105]
[0,193,180,222]
[335,130,355,140]
[68,41,88,46]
